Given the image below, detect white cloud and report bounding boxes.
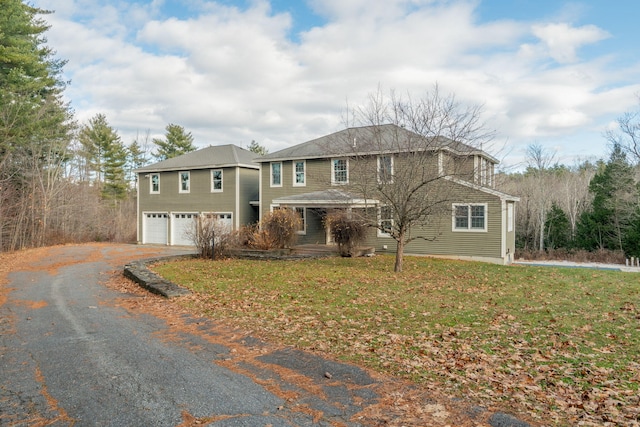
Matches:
[532,22,610,63]
[30,0,640,167]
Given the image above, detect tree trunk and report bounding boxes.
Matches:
[394,233,405,272]
[539,210,545,251]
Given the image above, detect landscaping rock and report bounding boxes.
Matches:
[488,412,531,427]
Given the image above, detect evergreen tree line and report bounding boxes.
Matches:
[500,137,640,260]
[3,1,640,261]
[0,1,201,251]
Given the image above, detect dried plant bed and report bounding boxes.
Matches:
[152,255,640,426]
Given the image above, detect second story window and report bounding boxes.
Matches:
[332,158,348,185]
[271,162,282,187]
[179,171,190,193]
[211,169,223,192]
[378,155,393,184]
[150,173,160,194]
[294,160,305,186]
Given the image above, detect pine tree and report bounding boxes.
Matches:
[575,144,638,253]
[0,1,72,161]
[126,139,148,183]
[102,139,128,200]
[0,0,74,250]
[77,114,127,199]
[152,124,195,160]
[247,140,268,156]
[544,202,571,250]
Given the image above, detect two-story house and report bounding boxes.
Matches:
[135,144,259,245]
[256,124,519,264]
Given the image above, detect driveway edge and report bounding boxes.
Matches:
[123,254,195,298]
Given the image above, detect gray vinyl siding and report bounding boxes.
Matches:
[258,154,513,263]
[366,180,505,260]
[261,158,331,218]
[138,166,259,242]
[300,208,327,244]
[238,167,259,226]
[140,168,236,212]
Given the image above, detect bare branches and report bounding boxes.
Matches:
[339,85,492,271]
[607,108,640,164]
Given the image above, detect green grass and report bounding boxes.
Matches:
[153,255,640,425]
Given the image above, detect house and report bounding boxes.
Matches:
[256,124,519,264]
[135,144,260,246]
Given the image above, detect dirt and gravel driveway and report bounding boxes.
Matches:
[0,243,531,426]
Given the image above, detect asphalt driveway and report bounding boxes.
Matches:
[0,243,530,427]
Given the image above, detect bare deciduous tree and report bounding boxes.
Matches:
[607,98,640,164]
[334,86,494,272]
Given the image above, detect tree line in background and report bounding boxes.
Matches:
[1,1,213,251]
[499,111,640,261]
[3,1,640,263]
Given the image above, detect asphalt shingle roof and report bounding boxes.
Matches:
[135,144,260,173]
[258,124,497,163]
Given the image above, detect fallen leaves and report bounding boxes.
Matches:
[151,255,640,426]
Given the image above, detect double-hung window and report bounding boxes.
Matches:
[294,207,306,234]
[179,171,190,193]
[271,162,282,187]
[331,158,348,185]
[378,155,393,184]
[293,160,305,186]
[150,173,160,194]
[378,205,393,237]
[211,169,223,192]
[453,203,487,232]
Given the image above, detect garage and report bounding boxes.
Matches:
[143,213,168,244]
[171,213,198,246]
[201,213,233,236]
[215,213,232,234]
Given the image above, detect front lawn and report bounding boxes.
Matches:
[153,255,640,426]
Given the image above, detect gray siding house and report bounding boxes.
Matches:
[135,144,259,246]
[257,125,519,264]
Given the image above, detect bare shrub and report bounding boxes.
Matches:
[515,248,626,264]
[324,210,367,256]
[256,209,301,249]
[187,216,234,259]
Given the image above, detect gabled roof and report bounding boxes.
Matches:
[446,176,520,202]
[257,124,498,163]
[135,144,260,173]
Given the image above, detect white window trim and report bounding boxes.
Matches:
[377,155,394,184]
[377,205,393,237]
[331,158,349,185]
[270,162,282,187]
[211,169,223,192]
[452,203,488,232]
[293,160,306,187]
[179,171,190,194]
[150,173,160,194]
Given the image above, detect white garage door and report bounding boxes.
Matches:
[215,213,233,234]
[172,213,198,246]
[143,213,168,244]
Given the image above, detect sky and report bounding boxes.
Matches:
[30,0,640,170]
